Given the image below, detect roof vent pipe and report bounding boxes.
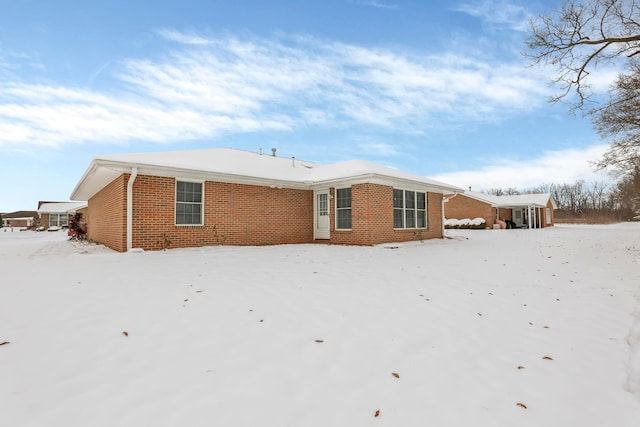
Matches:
[271,148,276,157]
[292,156,295,167]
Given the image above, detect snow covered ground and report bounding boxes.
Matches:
[1,224,639,426]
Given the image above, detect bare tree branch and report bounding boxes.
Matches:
[526,0,640,111]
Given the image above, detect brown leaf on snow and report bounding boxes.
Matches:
[542,356,553,360]
[374,410,380,417]
[392,372,400,378]
[315,339,324,343]
[516,402,528,409]
[122,331,129,337]
[0,341,10,346]
[517,366,525,370]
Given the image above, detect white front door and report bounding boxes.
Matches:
[513,209,523,226]
[314,190,330,239]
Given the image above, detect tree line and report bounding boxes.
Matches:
[486,169,640,222]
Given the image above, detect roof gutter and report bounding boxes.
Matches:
[127,167,138,252]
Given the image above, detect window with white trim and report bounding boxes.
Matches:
[394,189,426,229]
[176,181,203,225]
[335,187,352,230]
[49,214,68,227]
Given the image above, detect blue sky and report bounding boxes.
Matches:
[0,0,613,212]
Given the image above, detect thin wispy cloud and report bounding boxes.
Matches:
[454,0,531,32]
[157,29,215,45]
[357,1,400,10]
[0,31,546,150]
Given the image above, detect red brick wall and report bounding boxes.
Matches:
[87,174,127,252]
[327,183,443,245]
[545,201,555,227]
[130,175,314,251]
[445,194,494,227]
[6,219,31,227]
[88,175,445,251]
[498,208,512,221]
[39,213,50,229]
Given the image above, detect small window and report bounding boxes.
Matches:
[176,181,203,225]
[49,214,59,227]
[393,189,404,228]
[394,189,427,229]
[336,187,352,230]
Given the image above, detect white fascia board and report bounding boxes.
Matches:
[74,159,310,200]
[308,173,462,194]
[70,161,101,201]
[73,158,464,200]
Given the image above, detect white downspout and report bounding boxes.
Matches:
[127,167,138,251]
[442,192,459,237]
[441,197,445,237]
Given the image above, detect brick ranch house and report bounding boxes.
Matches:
[444,191,557,229]
[70,148,463,252]
[37,201,88,230]
[1,211,38,229]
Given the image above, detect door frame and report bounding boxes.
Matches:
[314,189,330,239]
[513,208,523,227]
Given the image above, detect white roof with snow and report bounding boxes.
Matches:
[38,201,88,214]
[462,191,557,209]
[71,148,464,200]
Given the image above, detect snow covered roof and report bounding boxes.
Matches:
[38,201,87,214]
[71,148,464,200]
[462,191,557,208]
[1,210,38,219]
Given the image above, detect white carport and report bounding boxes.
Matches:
[493,194,558,229]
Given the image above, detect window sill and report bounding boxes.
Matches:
[393,227,428,230]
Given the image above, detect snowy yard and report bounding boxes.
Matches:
[1,224,639,426]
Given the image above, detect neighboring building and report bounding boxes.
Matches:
[37,201,88,230]
[444,191,556,229]
[70,148,463,252]
[1,211,38,229]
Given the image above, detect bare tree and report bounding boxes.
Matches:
[587,180,610,209]
[526,0,640,111]
[486,187,520,196]
[592,61,640,170]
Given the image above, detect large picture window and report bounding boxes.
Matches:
[394,189,426,229]
[49,214,68,228]
[176,181,203,225]
[335,187,352,230]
